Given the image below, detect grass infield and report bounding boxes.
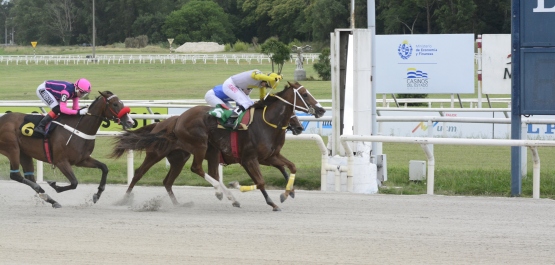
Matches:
[1,49,554,198]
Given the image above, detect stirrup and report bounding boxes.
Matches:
[34,127,46,136]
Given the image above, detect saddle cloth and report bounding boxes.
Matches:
[207,105,255,130]
[19,115,59,138]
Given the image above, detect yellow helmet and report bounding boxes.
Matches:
[266,73,282,89]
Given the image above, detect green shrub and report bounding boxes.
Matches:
[125,36,149,48]
[396,94,429,106]
[224,43,232,52]
[313,48,331,80]
[232,41,249,52]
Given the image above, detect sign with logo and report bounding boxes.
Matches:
[518,0,555,115]
[481,34,511,94]
[375,34,474,94]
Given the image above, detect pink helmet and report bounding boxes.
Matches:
[75,78,91,93]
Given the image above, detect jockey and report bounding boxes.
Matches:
[34,78,92,136]
[204,84,233,109]
[215,69,282,129]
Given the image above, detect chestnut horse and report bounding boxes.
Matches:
[109,114,304,207]
[0,91,133,208]
[111,82,325,211]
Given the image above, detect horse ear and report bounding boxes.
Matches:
[287,81,293,86]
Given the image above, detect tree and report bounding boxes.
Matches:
[260,37,290,74]
[379,0,424,34]
[0,0,13,44]
[305,0,349,42]
[46,0,76,45]
[313,48,330,80]
[434,0,477,33]
[163,0,235,44]
[237,0,274,42]
[268,0,308,43]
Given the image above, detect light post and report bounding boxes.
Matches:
[92,0,96,60]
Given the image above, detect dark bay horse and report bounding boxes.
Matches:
[0,91,133,208]
[111,82,325,211]
[109,114,304,207]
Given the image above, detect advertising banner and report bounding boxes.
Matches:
[481,34,511,94]
[375,34,475,94]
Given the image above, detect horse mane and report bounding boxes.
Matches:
[251,84,290,109]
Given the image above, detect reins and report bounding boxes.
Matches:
[62,93,130,144]
[261,85,313,130]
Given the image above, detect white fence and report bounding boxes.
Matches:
[0,53,321,65]
[340,135,555,199]
[2,100,555,198]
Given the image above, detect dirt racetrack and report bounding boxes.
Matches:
[0,180,554,265]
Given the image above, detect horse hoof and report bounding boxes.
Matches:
[290,191,295,199]
[52,203,62,208]
[228,181,240,189]
[47,181,56,187]
[93,194,100,203]
[273,207,282,212]
[280,193,287,203]
[215,192,223,201]
[232,202,241,208]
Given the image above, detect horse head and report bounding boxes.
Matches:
[90,91,134,130]
[284,81,326,118]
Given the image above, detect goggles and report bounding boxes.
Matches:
[78,88,90,98]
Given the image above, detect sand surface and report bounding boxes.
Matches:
[0,180,554,265]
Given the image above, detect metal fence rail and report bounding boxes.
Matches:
[0,53,321,66]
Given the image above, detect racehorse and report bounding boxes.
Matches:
[0,91,133,208]
[109,114,304,207]
[111,82,325,211]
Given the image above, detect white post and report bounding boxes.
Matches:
[127,150,134,185]
[37,160,44,183]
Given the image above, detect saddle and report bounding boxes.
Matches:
[20,115,59,164]
[20,115,59,138]
[207,105,255,130]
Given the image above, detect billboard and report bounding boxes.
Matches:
[481,34,511,94]
[375,34,475,94]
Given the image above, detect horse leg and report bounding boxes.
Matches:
[74,157,110,203]
[20,153,37,183]
[189,148,228,203]
[242,159,280,211]
[163,150,190,205]
[271,154,297,202]
[126,151,166,201]
[6,154,60,208]
[47,162,78,194]
[206,147,240,207]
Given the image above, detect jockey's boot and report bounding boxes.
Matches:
[223,106,245,129]
[34,115,54,136]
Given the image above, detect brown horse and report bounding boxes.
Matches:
[111,82,325,211]
[0,91,133,208]
[109,113,304,207]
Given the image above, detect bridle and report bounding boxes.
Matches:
[89,94,131,125]
[271,85,317,115]
[262,84,318,130]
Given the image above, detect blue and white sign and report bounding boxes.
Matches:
[375,34,475,94]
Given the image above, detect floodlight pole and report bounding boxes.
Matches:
[92,0,96,60]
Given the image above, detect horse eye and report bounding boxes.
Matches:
[302,93,308,97]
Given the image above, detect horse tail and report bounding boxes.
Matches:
[110,122,174,159]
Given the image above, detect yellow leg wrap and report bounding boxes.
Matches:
[286,174,296,191]
[240,185,257,192]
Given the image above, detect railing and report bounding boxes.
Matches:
[0,53,321,66]
[340,135,555,199]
